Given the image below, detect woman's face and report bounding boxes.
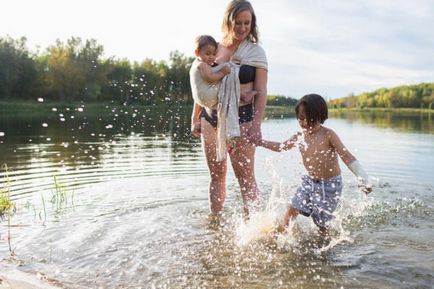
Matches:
[232,10,252,42]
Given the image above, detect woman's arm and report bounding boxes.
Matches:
[249,67,268,140]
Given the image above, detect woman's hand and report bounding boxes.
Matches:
[247,123,262,144]
[191,121,201,138]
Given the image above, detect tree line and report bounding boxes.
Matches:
[0,36,193,105]
[0,36,296,106]
[329,83,434,109]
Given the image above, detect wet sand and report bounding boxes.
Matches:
[0,264,61,289]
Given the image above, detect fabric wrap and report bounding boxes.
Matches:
[189,59,229,109]
[216,40,268,161]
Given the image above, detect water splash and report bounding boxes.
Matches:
[234,155,376,253]
[235,210,279,246]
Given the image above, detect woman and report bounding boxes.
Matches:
[191,0,268,216]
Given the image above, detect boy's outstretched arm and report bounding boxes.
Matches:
[255,132,300,152]
[328,129,373,194]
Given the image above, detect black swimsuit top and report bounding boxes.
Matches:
[239,65,256,84]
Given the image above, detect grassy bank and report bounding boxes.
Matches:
[329,107,433,113]
[2,100,431,117]
[0,100,187,117]
[265,105,295,118]
[0,99,129,113]
[0,100,296,118]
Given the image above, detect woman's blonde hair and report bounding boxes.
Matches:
[221,0,258,46]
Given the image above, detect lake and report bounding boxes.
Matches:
[0,104,433,288]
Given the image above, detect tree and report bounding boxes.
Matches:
[166,50,194,104]
[43,37,107,101]
[0,36,39,99]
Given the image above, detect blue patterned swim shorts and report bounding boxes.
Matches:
[291,175,343,228]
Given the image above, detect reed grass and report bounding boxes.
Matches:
[0,164,16,253]
[50,175,75,213]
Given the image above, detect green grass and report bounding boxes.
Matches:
[51,175,75,210]
[0,164,16,219]
[0,164,16,254]
[329,107,433,113]
[265,105,295,118]
[2,99,431,119]
[0,99,191,117]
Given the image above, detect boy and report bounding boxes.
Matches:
[252,94,372,237]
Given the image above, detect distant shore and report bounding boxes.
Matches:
[329,107,433,113]
[1,100,432,117]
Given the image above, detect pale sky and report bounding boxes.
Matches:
[2,0,434,98]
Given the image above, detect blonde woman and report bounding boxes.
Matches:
[191,0,268,216]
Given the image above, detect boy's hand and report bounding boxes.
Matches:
[220,65,231,76]
[360,183,373,195]
[191,121,201,138]
[358,179,372,195]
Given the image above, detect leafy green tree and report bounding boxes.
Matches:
[101,58,132,101]
[133,59,169,104]
[166,50,194,104]
[43,37,107,101]
[0,36,40,99]
[331,83,434,109]
[267,95,298,106]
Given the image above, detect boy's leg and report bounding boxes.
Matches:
[318,226,330,238]
[240,90,257,103]
[277,206,299,232]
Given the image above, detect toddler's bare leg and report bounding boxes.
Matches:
[240,90,257,103]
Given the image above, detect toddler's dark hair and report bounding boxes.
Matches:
[295,94,328,127]
[195,35,218,51]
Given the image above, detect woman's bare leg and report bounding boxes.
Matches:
[201,118,227,215]
[230,123,259,216]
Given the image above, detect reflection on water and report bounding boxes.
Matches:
[0,105,433,288]
[330,110,434,134]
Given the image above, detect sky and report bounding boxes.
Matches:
[2,0,434,99]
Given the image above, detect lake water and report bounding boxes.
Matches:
[0,105,433,288]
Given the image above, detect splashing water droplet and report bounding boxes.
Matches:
[37,98,44,102]
[0,132,5,137]
[42,123,48,127]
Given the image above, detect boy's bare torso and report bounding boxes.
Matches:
[298,126,341,180]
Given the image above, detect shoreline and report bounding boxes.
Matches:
[0,261,62,289]
[329,107,433,113]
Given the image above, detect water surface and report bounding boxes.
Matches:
[0,106,433,288]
